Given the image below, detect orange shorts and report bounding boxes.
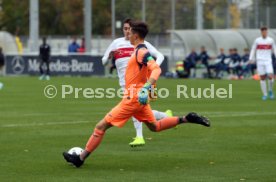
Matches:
[104,98,156,127]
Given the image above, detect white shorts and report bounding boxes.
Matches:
[257,63,273,75]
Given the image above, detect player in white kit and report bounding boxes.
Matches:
[249,27,276,100]
[102,19,172,147]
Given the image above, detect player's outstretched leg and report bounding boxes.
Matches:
[63,119,112,168]
[185,112,210,127]
[145,112,210,132]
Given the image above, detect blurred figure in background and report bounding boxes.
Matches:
[78,37,86,53]
[272,54,276,79]
[212,48,227,78]
[0,47,5,76]
[239,48,252,78]
[228,48,241,79]
[39,37,51,80]
[249,26,276,100]
[198,46,212,78]
[184,48,197,78]
[68,37,80,53]
[176,60,188,78]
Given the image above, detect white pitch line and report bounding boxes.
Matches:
[2,112,276,128]
[1,120,92,128]
[1,112,106,117]
[208,112,276,118]
[172,112,276,118]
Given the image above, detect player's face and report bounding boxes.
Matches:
[129,29,138,45]
[261,30,268,38]
[123,23,131,40]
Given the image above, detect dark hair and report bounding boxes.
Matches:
[123,18,132,25]
[260,26,268,31]
[130,21,148,39]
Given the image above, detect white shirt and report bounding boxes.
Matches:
[249,36,276,65]
[102,37,164,88]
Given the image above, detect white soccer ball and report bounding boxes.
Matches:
[68,147,83,155]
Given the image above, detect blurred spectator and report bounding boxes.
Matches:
[228,48,241,78]
[176,60,188,78]
[198,46,212,78]
[212,48,227,78]
[78,37,86,53]
[0,47,5,76]
[15,27,23,54]
[39,37,51,80]
[184,48,197,78]
[68,37,80,52]
[240,48,254,78]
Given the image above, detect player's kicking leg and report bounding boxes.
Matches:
[63,118,112,168]
[144,112,210,132]
[129,109,173,147]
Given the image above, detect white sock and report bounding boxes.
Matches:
[152,110,168,120]
[132,117,143,138]
[260,80,267,96]
[268,78,274,92]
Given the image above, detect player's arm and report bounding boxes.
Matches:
[102,40,116,65]
[138,49,161,83]
[147,60,161,85]
[145,41,164,66]
[137,50,161,105]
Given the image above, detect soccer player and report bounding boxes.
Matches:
[102,18,171,147]
[39,37,51,80]
[249,27,276,100]
[63,21,210,168]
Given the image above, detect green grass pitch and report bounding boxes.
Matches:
[0,77,276,182]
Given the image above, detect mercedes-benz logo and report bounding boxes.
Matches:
[11,56,25,74]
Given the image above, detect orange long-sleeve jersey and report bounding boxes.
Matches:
[124,44,161,98]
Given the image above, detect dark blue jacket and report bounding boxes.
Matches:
[230,53,241,63]
[217,53,226,64]
[241,53,249,63]
[68,42,80,52]
[186,52,198,64]
[199,51,210,64]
